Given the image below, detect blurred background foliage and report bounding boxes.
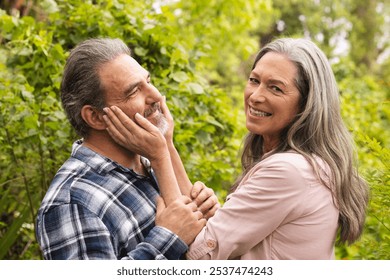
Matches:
[0,0,388,259]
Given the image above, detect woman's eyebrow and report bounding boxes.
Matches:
[268,78,287,87]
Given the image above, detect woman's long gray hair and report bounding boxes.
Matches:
[231,38,369,244]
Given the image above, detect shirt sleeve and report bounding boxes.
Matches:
[36,204,187,260]
[186,156,309,260]
[124,226,188,260]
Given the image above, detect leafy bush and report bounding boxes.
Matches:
[0,0,388,260]
[334,67,390,259]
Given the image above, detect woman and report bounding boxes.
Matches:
[103,38,369,259]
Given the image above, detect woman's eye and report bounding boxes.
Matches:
[271,85,283,93]
[249,77,259,84]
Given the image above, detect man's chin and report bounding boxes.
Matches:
[148,114,168,135]
[156,118,169,135]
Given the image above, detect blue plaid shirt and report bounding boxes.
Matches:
[36,140,187,260]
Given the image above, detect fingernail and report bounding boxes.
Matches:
[103,107,108,113]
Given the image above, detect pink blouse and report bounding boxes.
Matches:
[187,151,339,260]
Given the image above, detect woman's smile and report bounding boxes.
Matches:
[249,106,272,117]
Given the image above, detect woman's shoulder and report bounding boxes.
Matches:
[255,150,331,185]
[260,150,309,168]
[261,150,330,168]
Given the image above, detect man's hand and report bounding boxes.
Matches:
[191,181,220,220]
[155,196,206,245]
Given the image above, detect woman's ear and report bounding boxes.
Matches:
[80,105,106,131]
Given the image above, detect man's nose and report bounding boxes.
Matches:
[145,83,162,103]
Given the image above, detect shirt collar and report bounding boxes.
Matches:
[71,139,153,177]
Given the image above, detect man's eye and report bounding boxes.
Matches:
[126,88,138,99]
[249,77,259,84]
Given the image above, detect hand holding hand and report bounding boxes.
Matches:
[191,181,220,220]
[155,195,206,245]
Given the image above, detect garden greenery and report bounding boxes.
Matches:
[0,0,388,259]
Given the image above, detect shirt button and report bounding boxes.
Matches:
[206,240,216,248]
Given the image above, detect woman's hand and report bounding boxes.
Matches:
[191,181,220,220]
[103,106,168,163]
[160,96,174,144]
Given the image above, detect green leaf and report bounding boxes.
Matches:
[0,205,31,259]
[187,82,204,94]
[206,116,224,129]
[170,71,189,83]
[134,47,148,56]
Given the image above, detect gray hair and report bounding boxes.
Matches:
[61,38,131,137]
[233,38,369,244]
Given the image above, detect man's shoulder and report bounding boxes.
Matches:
[39,157,92,207]
[39,141,157,216]
[41,153,145,210]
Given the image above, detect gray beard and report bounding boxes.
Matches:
[144,103,168,135]
[155,113,169,135]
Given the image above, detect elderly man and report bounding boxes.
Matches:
[36,38,218,260]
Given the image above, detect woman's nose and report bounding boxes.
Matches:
[250,85,266,103]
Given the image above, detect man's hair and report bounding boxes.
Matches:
[61,38,131,137]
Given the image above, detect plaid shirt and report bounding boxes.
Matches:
[36,140,187,260]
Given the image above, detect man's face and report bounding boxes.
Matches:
[99,54,168,134]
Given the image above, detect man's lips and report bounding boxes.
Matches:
[144,104,161,118]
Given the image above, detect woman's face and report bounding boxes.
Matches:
[244,52,301,151]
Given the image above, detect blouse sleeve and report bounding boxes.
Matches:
[186,155,310,260]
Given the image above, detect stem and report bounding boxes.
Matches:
[4,125,35,223]
[37,101,48,197]
[373,214,390,233]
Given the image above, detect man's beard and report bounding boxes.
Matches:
[144,104,169,135]
[155,113,169,135]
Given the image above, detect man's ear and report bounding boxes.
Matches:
[80,105,106,131]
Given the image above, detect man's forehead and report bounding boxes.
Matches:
[99,54,148,77]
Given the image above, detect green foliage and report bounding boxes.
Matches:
[1,0,266,258]
[0,0,389,260]
[260,0,389,75]
[0,7,71,259]
[335,69,390,259]
[161,0,269,82]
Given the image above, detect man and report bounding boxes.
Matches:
[36,38,218,260]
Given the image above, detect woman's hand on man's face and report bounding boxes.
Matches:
[103,106,168,163]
